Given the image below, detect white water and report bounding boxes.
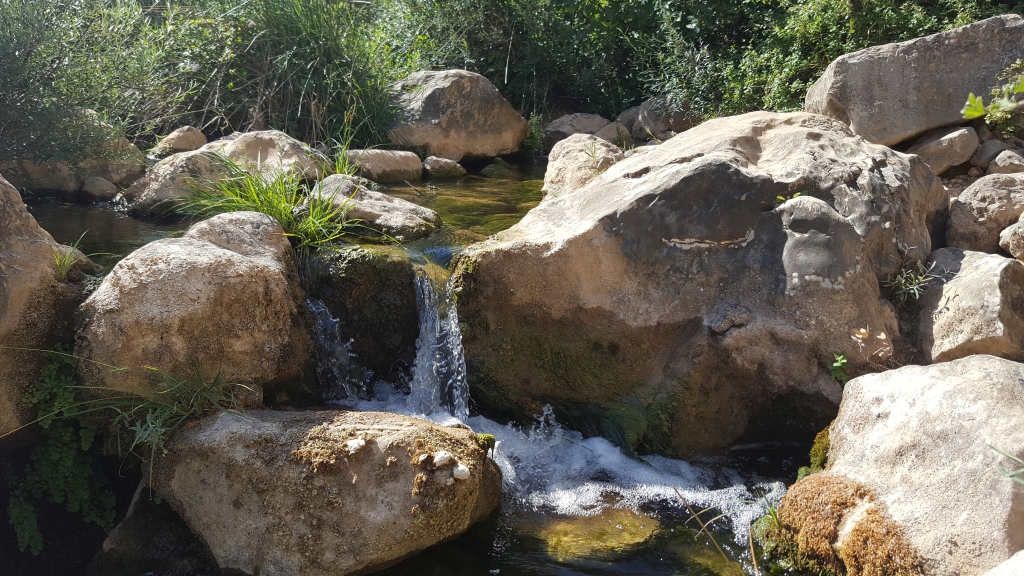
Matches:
[321,272,783,544]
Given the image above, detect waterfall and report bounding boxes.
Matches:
[306,298,370,401]
[407,273,470,421]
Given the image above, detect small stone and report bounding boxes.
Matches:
[345,149,423,183]
[453,463,470,480]
[423,156,467,178]
[345,438,366,454]
[988,149,1024,174]
[432,451,454,467]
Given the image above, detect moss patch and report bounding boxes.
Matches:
[797,425,831,480]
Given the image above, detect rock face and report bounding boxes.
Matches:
[454,111,946,457]
[389,70,530,162]
[989,149,1024,174]
[593,122,633,149]
[778,356,1024,576]
[423,156,467,178]
[542,134,625,195]
[543,113,611,151]
[947,173,1024,253]
[151,126,208,158]
[153,410,502,576]
[0,176,86,440]
[345,149,423,183]
[805,15,1024,145]
[906,126,979,175]
[999,217,1024,258]
[121,130,329,215]
[76,212,311,404]
[312,174,441,240]
[0,135,146,194]
[919,248,1024,362]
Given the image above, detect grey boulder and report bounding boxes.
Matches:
[906,126,979,175]
[948,173,1024,253]
[312,174,441,240]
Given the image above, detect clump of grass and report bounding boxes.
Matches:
[178,153,360,255]
[51,232,86,279]
[884,261,938,303]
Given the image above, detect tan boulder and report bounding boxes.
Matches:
[454,111,945,457]
[423,156,467,178]
[630,97,690,141]
[999,217,1024,258]
[389,70,529,162]
[778,355,1024,576]
[593,122,633,148]
[153,410,502,576]
[312,174,441,240]
[805,15,1024,145]
[906,126,979,175]
[542,134,624,195]
[76,212,311,403]
[151,126,207,157]
[542,113,610,151]
[80,176,119,203]
[948,173,1024,253]
[989,149,1024,174]
[919,248,1024,363]
[0,135,146,194]
[345,149,423,183]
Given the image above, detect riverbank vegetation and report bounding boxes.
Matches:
[4,0,1021,164]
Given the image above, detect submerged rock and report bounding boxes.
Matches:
[0,175,89,441]
[76,212,311,404]
[153,410,502,576]
[542,134,624,195]
[947,173,1024,253]
[311,174,441,240]
[454,111,946,457]
[777,355,1024,576]
[804,15,1024,145]
[345,149,423,183]
[389,70,530,162]
[919,248,1024,363]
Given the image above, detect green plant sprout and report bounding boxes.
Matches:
[831,353,849,385]
[51,232,87,279]
[776,191,803,204]
[963,73,1024,120]
[884,261,938,303]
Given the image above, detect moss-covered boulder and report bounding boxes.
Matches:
[303,244,419,382]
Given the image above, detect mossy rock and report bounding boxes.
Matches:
[797,425,831,480]
[303,244,418,382]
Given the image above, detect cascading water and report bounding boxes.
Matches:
[307,298,370,401]
[406,273,470,421]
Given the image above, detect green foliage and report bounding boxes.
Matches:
[964,59,1024,134]
[51,233,87,280]
[177,154,361,254]
[884,261,938,303]
[830,353,849,385]
[520,113,545,156]
[7,348,115,555]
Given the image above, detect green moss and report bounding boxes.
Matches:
[475,433,496,453]
[752,515,838,576]
[797,425,831,480]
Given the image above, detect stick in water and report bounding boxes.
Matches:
[673,486,730,563]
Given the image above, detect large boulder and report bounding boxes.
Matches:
[919,248,1024,362]
[542,134,625,195]
[151,126,208,158]
[776,355,1024,576]
[121,130,330,215]
[593,122,633,149]
[0,135,146,194]
[543,113,611,151]
[345,149,423,183]
[0,176,87,440]
[76,212,311,404]
[153,410,502,576]
[453,111,946,457]
[389,70,530,162]
[805,15,1024,145]
[906,126,979,175]
[311,174,441,240]
[947,173,1024,253]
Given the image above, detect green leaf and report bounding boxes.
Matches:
[962,93,987,120]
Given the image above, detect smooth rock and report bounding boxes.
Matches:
[153,410,502,576]
[989,149,1024,174]
[999,217,1024,259]
[593,121,633,149]
[0,175,87,440]
[543,113,611,151]
[423,156,467,178]
[631,97,690,141]
[982,551,1024,576]
[972,139,1010,169]
[906,126,979,175]
[151,126,208,158]
[389,70,530,162]
[919,248,1024,362]
[778,355,1024,576]
[454,111,946,457]
[311,174,441,240]
[948,173,1024,253]
[804,15,1024,145]
[76,212,311,403]
[345,149,423,183]
[80,176,119,202]
[542,134,624,195]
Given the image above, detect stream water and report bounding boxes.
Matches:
[25,163,806,576]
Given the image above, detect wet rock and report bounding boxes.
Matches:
[919,248,1024,362]
[76,212,311,404]
[631,97,690,141]
[593,121,633,149]
[153,410,502,576]
[947,173,1024,253]
[423,156,467,178]
[972,139,1010,169]
[988,149,1024,174]
[345,149,423,183]
[0,175,88,441]
[87,482,221,576]
[906,126,979,175]
[480,163,512,178]
[151,126,208,158]
[454,111,945,457]
[80,176,118,202]
[778,355,1024,576]
[311,174,441,240]
[543,113,610,151]
[389,70,530,162]
[0,135,146,194]
[805,15,1024,145]
[121,130,329,215]
[542,134,624,195]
